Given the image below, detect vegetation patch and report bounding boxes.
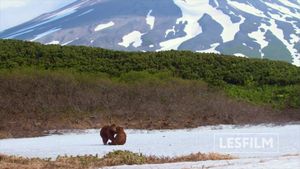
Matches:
[1,69,299,138]
[0,39,299,86]
[225,84,300,109]
[0,150,235,169]
[0,40,299,138]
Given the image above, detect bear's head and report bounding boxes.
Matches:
[116,126,124,133]
[110,124,117,133]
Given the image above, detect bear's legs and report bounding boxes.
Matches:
[102,137,108,145]
[108,139,117,145]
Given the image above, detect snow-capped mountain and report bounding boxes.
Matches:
[1,0,300,66]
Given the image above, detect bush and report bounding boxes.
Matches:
[1,39,299,86]
[103,150,146,165]
[225,85,300,108]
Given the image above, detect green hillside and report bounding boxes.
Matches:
[1,39,299,86]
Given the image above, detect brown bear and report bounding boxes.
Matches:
[109,126,127,145]
[100,124,117,145]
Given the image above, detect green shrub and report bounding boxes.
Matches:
[0,39,299,109]
[103,150,146,165]
[1,39,299,86]
[225,85,300,108]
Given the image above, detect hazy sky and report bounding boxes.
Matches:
[0,0,76,31]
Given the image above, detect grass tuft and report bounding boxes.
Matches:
[0,151,235,169]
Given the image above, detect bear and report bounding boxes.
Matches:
[100,124,117,145]
[109,126,127,145]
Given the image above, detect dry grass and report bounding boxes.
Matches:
[0,71,299,138]
[0,151,235,169]
[144,152,234,164]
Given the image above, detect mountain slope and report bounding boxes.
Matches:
[0,0,299,65]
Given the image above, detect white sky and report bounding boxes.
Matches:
[0,0,76,31]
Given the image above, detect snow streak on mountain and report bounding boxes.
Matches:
[0,0,299,65]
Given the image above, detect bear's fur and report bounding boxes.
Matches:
[100,124,117,145]
[109,126,126,145]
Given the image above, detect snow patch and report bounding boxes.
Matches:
[78,9,94,16]
[30,28,61,41]
[46,40,60,45]
[268,19,299,66]
[43,1,83,21]
[146,10,155,30]
[265,1,300,19]
[248,23,269,58]
[11,2,85,38]
[159,0,244,51]
[4,1,85,38]
[214,0,219,7]
[4,29,34,39]
[294,57,300,67]
[277,0,300,10]
[94,21,115,32]
[158,0,205,51]
[212,12,245,43]
[266,12,286,22]
[228,1,266,18]
[234,53,247,58]
[196,43,220,54]
[62,38,79,46]
[62,40,73,46]
[292,22,300,34]
[118,31,144,48]
[0,124,299,159]
[290,34,300,44]
[164,26,176,38]
[4,18,56,38]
